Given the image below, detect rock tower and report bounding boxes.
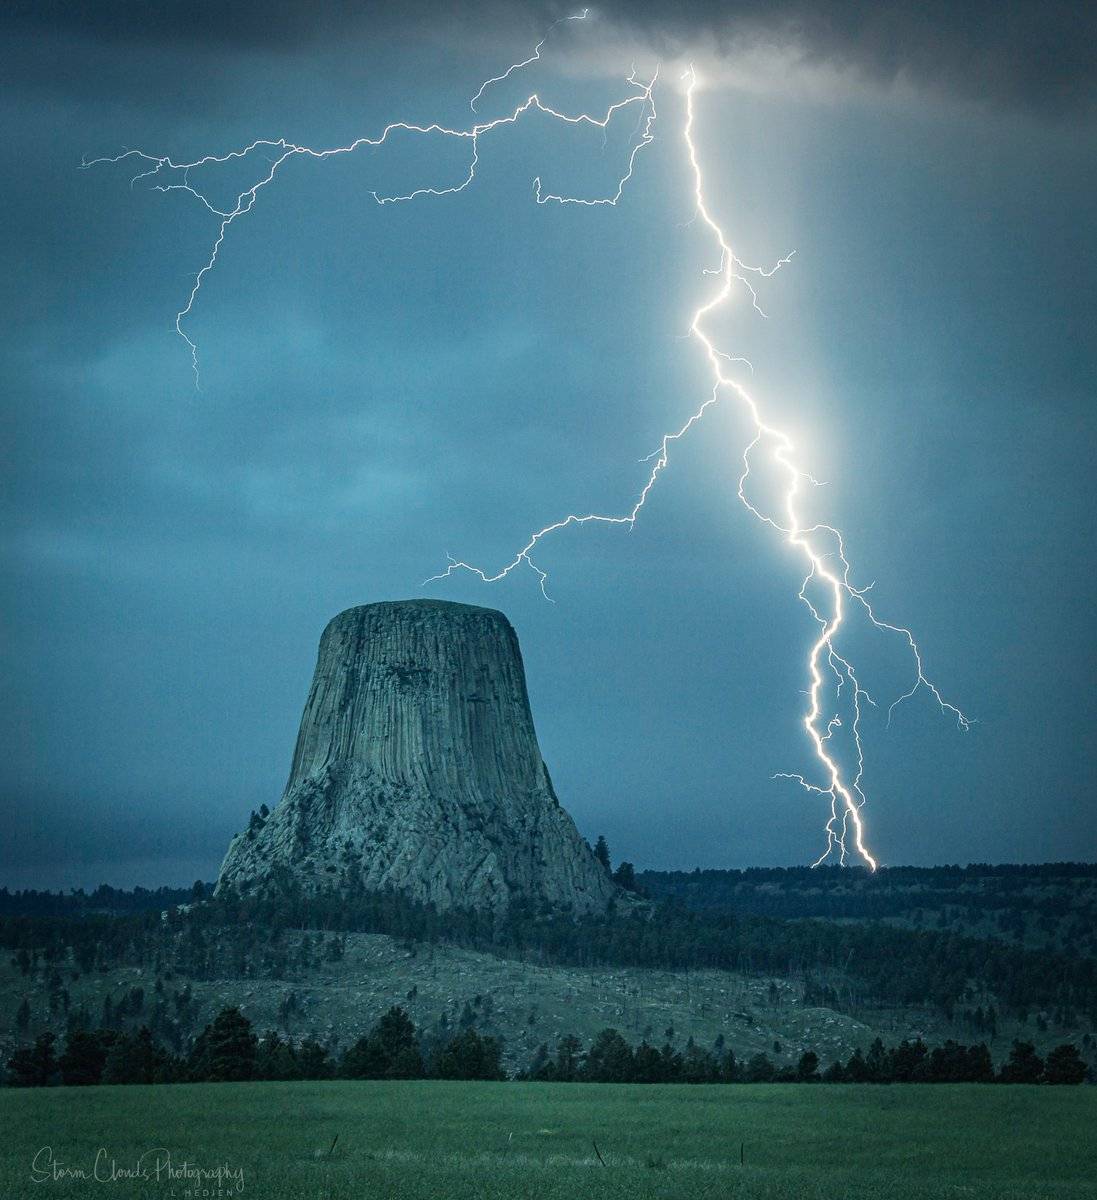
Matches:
[216,600,616,914]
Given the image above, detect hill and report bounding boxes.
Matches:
[2,863,1095,1076]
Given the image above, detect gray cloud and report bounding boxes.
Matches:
[601,0,1095,113]
[3,1,1093,113]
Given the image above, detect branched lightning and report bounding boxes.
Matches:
[89,17,970,869]
[83,20,655,387]
[470,9,590,113]
[428,64,972,870]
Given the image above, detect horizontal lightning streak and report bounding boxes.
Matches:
[84,44,656,386]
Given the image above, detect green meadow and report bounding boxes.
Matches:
[3,1080,1094,1200]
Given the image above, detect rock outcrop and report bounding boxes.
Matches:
[217,600,616,914]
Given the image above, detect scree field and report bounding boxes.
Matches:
[3,1081,1095,1200]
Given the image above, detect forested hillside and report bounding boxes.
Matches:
[3,864,1094,1080]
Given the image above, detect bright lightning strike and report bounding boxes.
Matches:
[428,62,972,871]
[89,18,970,869]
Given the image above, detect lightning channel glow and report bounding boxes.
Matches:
[428,64,972,870]
[89,18,970,869]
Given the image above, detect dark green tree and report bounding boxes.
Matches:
[256,1031,299,1080]
[432,1029,505,1080]
[6,1033,57,1087]
[593,836,611,874]
[295,1038,335,1080]
[745,1052,776,1082]
[795,1051,820,1082]
[926,1041,975,1083]
[718,1047,741,1083]
[659,1042,683,1080]
[1044,1043,1087,1085]
[632,1041,666,1083]
[890,1039,928,1082]
[844,1048,870,1082]
[865,1038,889,1081]
[612,862,638,892]
[341,1006,423,1079]
[102,1028,165,1085]
[680,1039,717,1084]
[189,1007,257,1082]
[340,1034,386,1079]
[58,1030,113,1086]
[965,1044,995,1083]
[584,1028,635,1082]
[553,1034,584,1082]
[998,1040,1044,1084]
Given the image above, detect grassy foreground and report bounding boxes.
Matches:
[2,1080,1095,1200]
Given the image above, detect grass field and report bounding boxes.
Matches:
[3,1080,1094,1200]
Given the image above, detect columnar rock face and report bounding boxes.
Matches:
[217,600,617,914]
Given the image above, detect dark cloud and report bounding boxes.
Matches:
[3,0,1094,113]
[601,0,1096,114]
[1,0,369,50]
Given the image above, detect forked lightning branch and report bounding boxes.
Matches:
[87,11,970,870]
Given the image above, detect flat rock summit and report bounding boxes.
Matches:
[217,600,617,914]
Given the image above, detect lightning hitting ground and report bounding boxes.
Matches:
[87,13,969,869]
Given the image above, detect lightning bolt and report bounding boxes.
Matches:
[88,18,970,869]
[83,15,654,387]
[470,9,590,113]
[428,64,972,871]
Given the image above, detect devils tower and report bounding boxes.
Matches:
[217,600,616,914]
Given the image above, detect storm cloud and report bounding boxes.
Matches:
[3,0,1094,113]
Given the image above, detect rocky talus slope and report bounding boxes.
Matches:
[217,600,616,914]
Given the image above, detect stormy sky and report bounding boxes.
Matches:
[2,1,1095,890]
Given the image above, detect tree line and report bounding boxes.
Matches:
[0,883,203,918]
[637,865,1097,925]
[5,1004,1089,1088]
[524,1031,1089,1085]
[4,1004,504,1088]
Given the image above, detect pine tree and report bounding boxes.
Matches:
[341,1006,423,1080]
[431,1029,505,1080]
[554,1034,583,1082]
[189,1007,257,1082]
[584,1029,635,1082]
[796,1051,820,1081]
[745,1052,776,1082]
[1044,1043,1087,1085]
[58,1030,112,1086]
[611,861,637,891]
[102,1029,162,1085]
[998,1040,1044,1084]
[6,1032,58,1087]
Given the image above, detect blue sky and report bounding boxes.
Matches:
[2,3,1095,888]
